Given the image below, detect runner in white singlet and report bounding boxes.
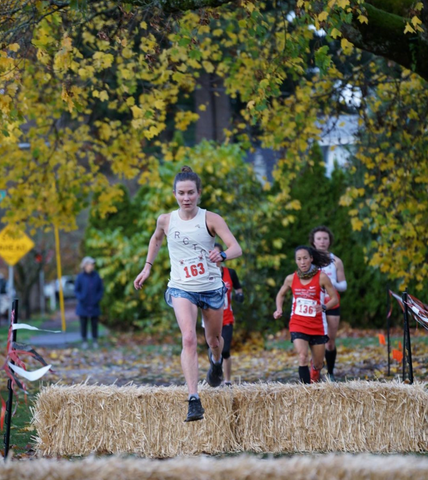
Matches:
[134,166,242,422]
[309,226,347,381]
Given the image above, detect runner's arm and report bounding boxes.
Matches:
[229,269,244,302]
[273,275,293,319]
[206,212,242,263]
[229,268,242,289]
[320,273,339,310]
[333,257,347,292]
[133,214,167,290]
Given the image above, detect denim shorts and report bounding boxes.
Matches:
[165,285,226,310]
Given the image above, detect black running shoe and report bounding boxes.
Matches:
[206,348,223,387]
[185,396,205,422]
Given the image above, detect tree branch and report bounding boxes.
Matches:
[343,3,428,81]
[122,0,235,13]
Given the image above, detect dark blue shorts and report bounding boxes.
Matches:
[290,332,329,345]
[326,306,341,316]
[164,285,226,310]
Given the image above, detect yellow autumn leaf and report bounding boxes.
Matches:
[341,38,353,54]
[154,99,165,109]
[411,15,422,27]
[330,28,342,39]
[202,61,215,73]
[351,217,364,231]
[318,11,329,22]
[99,90,109,102]
[131,105,143,118]
[404,22,415,34]
[337,0,349,8]
[411,15,424,31]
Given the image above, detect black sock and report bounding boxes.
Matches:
[298,366,310,384]
[325,348,337,374]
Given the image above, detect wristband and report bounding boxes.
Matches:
[234,293,244,303]
[146,261,153,266]
[322,304,327,312]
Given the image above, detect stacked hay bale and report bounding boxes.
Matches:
[33,381,428,457]
[3,455,428,480]
[233,381,428,453]
[33,384,238,457]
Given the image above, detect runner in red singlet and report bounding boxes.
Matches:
[273,246,338,384]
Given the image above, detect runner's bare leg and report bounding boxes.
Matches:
[172,297,199,395]
[203,307,224,362]
[293,339,310,366]
[326,315,340,351]
[224,357,232,382]
[310,344,326,370]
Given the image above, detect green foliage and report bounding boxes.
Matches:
[88,185,138,237]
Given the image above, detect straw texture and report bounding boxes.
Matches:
[33,381,428,457]
[33,383,237,457]
[233,381,428,453]
[3,455,428,480]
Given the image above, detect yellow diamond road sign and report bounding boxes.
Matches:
[0,225,35,266]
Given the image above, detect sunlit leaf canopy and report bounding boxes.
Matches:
[0,0,427,287]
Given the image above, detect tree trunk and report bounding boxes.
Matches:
[195,73,231,143]
[213,75,231,143]
[195,72,215,142]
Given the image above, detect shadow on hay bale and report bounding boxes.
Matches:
[3,454,428,480]
[32,381,428,457]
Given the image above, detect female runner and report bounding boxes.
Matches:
[134,166,242,422]
[310,226,347,381]
[273,246,338,383]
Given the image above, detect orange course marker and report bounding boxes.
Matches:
[378,333,386,346]
[392,349,403,362]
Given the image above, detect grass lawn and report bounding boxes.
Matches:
[1,389,36,457]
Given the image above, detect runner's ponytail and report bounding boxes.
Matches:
[173,166,202,192]
[294,245,332,268]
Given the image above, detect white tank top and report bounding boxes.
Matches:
[167,208,222,292]
[321,252,337,284]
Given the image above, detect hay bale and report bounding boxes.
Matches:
[3,454,428,480]
[233,381,428,453]
[33,383,238,457]
[33,381,428,457]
